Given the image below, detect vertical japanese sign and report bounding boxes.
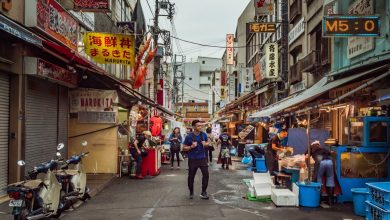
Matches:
[264,43,278,79]
[226,34,234,65]
[254,0,274,16]
[220,71,227,99]
[241,68,253,94]
[347,0,374,59]
[26,0,79,50]
[84,32,135,66]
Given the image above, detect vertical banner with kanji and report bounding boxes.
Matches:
[264,43,278,79]
[84,32,135,67]
[226,34,234,65]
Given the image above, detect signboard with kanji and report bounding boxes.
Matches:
[84,32,135,66]
[254,0,274,16]
[264,43,278,79]
[226,34,234,65]
[74,0,110,12]
[248,23,276,33]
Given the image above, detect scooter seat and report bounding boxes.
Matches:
[9,179,43,189]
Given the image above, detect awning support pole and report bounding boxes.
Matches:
[307,110,311,181]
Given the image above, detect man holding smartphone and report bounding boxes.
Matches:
[182,120,210,200]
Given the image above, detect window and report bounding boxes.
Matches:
[189,77,192,80]
[194,106,198,112]
[208,77,211,80]
[369,122,388,143]
[202,61,205,64]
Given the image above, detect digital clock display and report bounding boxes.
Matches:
[323,15,380,37]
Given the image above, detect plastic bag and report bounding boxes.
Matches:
[230,147,237,156]
[241,155,252,164]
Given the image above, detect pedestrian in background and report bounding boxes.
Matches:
[217,128,232,170]
[182,120,210,200]
[130,131,152,179]
[205,127,216,165]
[169,127,182,169]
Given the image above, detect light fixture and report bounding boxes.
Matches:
[82,74,88,80]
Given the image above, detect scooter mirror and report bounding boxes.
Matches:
[56,152,62,158]
[57,143,65,151]
[17,160,26,166]
[81,141,88,147]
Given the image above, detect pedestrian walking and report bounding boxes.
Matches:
[217,128,232,170]
[205,127,216,165]
[169,127,182,169]
[182,120,210,200]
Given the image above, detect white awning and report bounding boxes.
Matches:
[249,65,387,118]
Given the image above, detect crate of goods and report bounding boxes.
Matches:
[366,200,390,220]
[271,188,296,207]
[367,182,390,209]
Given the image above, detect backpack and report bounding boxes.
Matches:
[189,132,205,146]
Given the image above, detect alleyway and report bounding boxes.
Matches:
[52,156,360,220]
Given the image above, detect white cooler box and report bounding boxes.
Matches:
[271,189,296,207]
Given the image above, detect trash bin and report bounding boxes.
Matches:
[351,188,369,216]
[297,182,321,207]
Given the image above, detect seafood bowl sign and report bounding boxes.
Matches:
[26,0,79,50]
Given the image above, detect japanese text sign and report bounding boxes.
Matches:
[248,23,276,33]
[84,32,135,66]
[74,0,110,12]
[226,34,234,65]
[264,43,278,79]
[221,71,227,86]
[26,0,79,50]
[253,62,261,82]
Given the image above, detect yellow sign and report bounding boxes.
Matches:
[220,86,226,99]
[84,32,135,66]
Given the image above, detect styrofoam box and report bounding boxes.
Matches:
[292,183,299,207]
[253,171,272,184]
[271,188,297,207]
[248,187,255,198]
[254,182,272,198]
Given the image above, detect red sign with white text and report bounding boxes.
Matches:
[74,0,110,12]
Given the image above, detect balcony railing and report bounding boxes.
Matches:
[289,61,302,84]
[289,0,302,23]
[301,51,319,73]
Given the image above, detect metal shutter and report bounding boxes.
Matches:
[25,77,58,172]
[58,86,68,158]
[0,74,9,196]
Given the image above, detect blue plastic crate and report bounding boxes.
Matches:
[367,182,390,210]
[366,201,390,220]
[255,158,267,173]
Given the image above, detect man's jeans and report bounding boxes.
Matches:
[130,149,143,176]
[188,158,209,194]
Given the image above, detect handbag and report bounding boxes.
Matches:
[170,141,181,151]
[140,148,148,157]
[229,147,237,156]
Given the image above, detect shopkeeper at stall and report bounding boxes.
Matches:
[305,140,325,182]
[266,129,288,175]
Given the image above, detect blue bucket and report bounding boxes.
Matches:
[351,188,369,216]
[255,158,267,173]
[297,182,321,207]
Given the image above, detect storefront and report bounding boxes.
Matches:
[24,58,76,172]
[0,73,10,195]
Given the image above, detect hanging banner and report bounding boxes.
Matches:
[221,71,227,86]
[241,68,254,94]
[264,43,278,79]
[254,0,275,16]
[69,88,118,113]
[84,32,135,66]
[73,0,110,12]
[25,0,79,50]
[254,62,261,82]
[226,34,234,65]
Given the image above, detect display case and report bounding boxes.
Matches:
[349,117,390,147]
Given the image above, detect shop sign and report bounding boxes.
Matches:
[221,71,227,86]
[0,14,42,47]
[248,22,276,33]
[24,57,77,88]
[78,111,116,123]
[25,0,79,50]
[347,0,374,59]
[240,68,253,94]
[226,34,234,65]
[69,88,118,113]
[253,61,261,82]
[84,32,135,66]
[70,11,94,31]
[254,0,274,16]
[288,17,305,46]
[228,73,236,102]
[323,0,338,16]
[220,86,226,99]
[73,0,110,12]
[263,43,278,79]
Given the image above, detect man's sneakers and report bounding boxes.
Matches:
[200,192,209,200]
[189,193,194,199]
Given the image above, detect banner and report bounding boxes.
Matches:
[254,0,274,16]
[226,34,234,65]
[253,62,261,82]
[74,0,110,12]
[240,68,254,94]
[70,88,118,113]
[84,32,135,66]
[221,71,227,86]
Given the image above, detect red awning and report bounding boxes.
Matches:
[42,40,93,68]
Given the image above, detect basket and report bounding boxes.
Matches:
[366,200,390,220]
[367,182,390,210]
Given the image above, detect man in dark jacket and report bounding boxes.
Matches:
[265,129,288,175]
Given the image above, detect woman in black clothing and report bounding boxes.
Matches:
[169,127,182,169]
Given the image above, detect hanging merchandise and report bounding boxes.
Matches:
[133,65,148,89]
[144,47,158,64]
[150,115,163,136]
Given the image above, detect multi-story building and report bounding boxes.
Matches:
[175,102,210,128]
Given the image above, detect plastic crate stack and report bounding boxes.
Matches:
[366,182,390,220]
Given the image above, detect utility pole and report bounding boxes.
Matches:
[211,71,216,116]
[153,0,160,102]
[280,0,289,101]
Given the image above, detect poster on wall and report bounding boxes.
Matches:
[69,88,118,113]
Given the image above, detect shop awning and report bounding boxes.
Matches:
[249,65,389,118]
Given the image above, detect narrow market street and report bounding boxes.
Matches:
[51,156,359,220]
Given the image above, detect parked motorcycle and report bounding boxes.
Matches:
[55,141,91,212]
[7,158,62,220]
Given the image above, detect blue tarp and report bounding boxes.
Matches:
[287,128,330,154]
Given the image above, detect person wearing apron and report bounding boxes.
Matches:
[266,129,288,175]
